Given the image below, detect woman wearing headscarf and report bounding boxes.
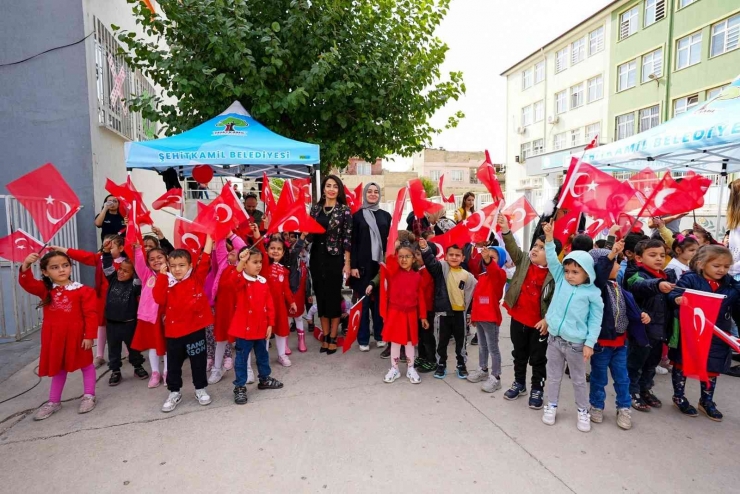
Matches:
[350,183,392,352]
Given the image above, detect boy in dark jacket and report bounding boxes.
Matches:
[625,239,677,412]
[589,244,650,430]
[102,251,147,386]
[497,214,562,410]
[419,238,477,380]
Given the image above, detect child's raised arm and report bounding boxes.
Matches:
[498,213,524,265]
[418,238,442,278]
[542,220,563,281]
[18,253,47,298]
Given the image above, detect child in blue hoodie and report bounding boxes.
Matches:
[541,221,604,432]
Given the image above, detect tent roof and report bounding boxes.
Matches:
[124,101,320,178]
[587,76,740,174]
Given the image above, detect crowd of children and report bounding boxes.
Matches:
[18,205,740,432]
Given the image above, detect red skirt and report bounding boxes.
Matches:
[131,318,166,355]
[214,293,237,342]
[381,308,419,345]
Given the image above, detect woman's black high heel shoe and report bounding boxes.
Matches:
[320,333,329,353]
[326,336,338,355]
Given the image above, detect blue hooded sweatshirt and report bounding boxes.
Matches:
[544,241,604,348]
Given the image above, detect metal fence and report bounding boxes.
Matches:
[0,195,80,341]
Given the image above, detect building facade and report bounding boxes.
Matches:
[411,148,503,198]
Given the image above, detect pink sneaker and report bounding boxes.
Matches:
[78,395,97,414]
[206,358,214,372]
[278,355,292,367]
[148,371,162,388]
[33,402,61,421]
[223,357,234,371]
[285,345,292,356]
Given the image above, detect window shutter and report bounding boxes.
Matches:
[655,0,665,22]
[728,21,740,51]
[620,21,630,40]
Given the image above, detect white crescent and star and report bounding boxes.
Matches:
[45,195,72,225]
[568,172,590,198]
[278,216,299,232]
[182,233,202,251]
[215,204,233,223]
[463,211,486,232]
[350,310,360,331]
[693,307,706,337]
[511,207,527,225]
[654,188,677,209]
[563,218,577,234]
[14,238,28,250]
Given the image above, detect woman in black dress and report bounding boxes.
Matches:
[94,194,125,242]
[350,183,391,351]
[308,175,353,354]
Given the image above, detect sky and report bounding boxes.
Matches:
[385,0,614,171]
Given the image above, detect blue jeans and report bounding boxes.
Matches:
[589,342,631,410]
[357,294,383,345]
[233,338,270,387]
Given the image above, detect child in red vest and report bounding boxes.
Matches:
[229,246,283,405]
[467,246,508,393]
[20,251,98,420]
[153,236,214,413]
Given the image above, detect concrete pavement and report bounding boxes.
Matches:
[1,315,739,493]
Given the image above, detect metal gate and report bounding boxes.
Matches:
[0,195,80,341]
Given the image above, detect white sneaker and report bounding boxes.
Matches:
[466,368,488,383]
[278,355,292,367]
[577,409,591,432]
[407,367,421,384]
[195,388,212,406]
[542,405,557,425]
[376,341,387,349]
[207,367,224,384]
[161,391,182,413]
[655,365,668,375]
[247,367,255,384]
[359,345,370,352]
[384,368,400,383]
[481,375,502,393]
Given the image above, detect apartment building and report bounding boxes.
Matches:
[411,148,502,197]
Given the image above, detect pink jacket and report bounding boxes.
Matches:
[207,234,247,305]
[134,246,161,324]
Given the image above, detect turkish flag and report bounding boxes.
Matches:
[615,213,644,237]
[628,168,660,209]
[105,177,150,219]
[152,188,184,211]
[267,201,325,235]
[0,229,46,262]
[477,151,504,202]
[342,297,364,353]
[195,184,251,240]
[6,163,81,242]
[459,201,501,244]
[386,187,408,254]
[174,217,208,257]
[560,159,634,218]
[502,196,538,234]
[261,172,277,226]
[275,179,297,219]
[408,179,444,219]
[680,289,725,383]
[553,208,580,246]
[429,223,471,260]
[673,172,712,211]
[291,177,312,205]
[438,174,455,204]
[344,183,363,215]
[124,201,144,260]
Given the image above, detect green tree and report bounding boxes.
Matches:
[420,177,438,198]
[216,116,248,132]
[114,0,464,171]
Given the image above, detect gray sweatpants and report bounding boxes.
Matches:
[476,322,501,377]
[545,335,589,410]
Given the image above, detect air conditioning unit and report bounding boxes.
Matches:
[514,155,520,163]
[548,116,559,125]
[516,127,526,135]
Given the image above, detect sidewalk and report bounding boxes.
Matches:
[1,316,738,493]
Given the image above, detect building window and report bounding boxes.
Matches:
[676,32,702,69]
[617,60,637,91]
[356,161,372,175]
[521,105,533,127]
[553,132,566,151]
[570,128,582,148]
[586,122,601,142]
[450,170,464,182]
[710,14,740,57]
[555,90,568,114]
[533,139,544,156]
[616,113,635,141]
[469,169,479,184]
[589,26,604,55]
[619,7,639,40]
[555,47,568,73]
[678,0,696,8]
[641,48,663,82]
[522,67,533,90]
[520,142,532,161]
[429,170,441,182]
[639,105,660,131]
[587,75,603,103]
[673,94,698,116]
[644,0,665,27]
[534,61,545,84]
[534,100,544,122]
[571,38,586,65]
[707,85,729,100]
[570,83,584,109]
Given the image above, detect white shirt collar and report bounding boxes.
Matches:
[52,281,83,291]
[167,268,193,287]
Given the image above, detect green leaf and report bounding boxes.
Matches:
[271,22,281,32]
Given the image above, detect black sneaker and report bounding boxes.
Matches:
[503,381,527,401]
[258,377,284,390]
[641,390,662,408]
[416,359,433,373]
[672,396,698,417]
[632,393,651,412]
[108,371,122,386]
[698,400,723,422]
[434,366,447,379]
[528,389,544,409]
[133,366,149,380]
[233,386,248,405]
[456,365,468,379]
[470,334,478,346]
[380,345,391,359]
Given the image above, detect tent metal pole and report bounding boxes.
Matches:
[315,168,321,204]
[715,161,728,237]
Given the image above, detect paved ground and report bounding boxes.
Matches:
[1,315,739,493]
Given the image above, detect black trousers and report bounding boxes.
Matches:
[310,249,344,319]
[166,328,208,392]
[436,311,466,368]
[417,311,436,363]
[106,320,144,372]
[510,318,548,390]
[627,338,663,395]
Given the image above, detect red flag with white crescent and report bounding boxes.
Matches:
[174,217,208,257]
[386,187,408,254]
[342,297,364,353]
[408,178,444,219]
[267,201,325,236]
[194,184,250,240]
[438,174,455,204]
[477,152,504,202]
[261,172,276,226]
[152,188,184,212]
[553,208,580,246]
[460,202,500,244]
[680,289,725,383]
[501,196,538,234]
[0,229,46,262]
